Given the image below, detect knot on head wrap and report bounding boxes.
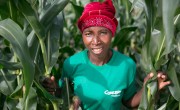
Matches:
[77,0,118,36]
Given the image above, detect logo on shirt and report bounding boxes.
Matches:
[104,90,121,97]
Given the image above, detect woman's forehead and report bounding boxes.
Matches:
[83,26,110,32]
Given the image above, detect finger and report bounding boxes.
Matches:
[51,76,55,81]
[157,73,167,82]
[146,72,154,80]
[160,75,167,81]
[157,72,163,78]
[143,73,154,85]
[73,96,81,110]
[149,72,154,78]
[159,81,171,90]
[51,76,58,88]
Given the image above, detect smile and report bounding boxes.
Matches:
[92,48,103,54]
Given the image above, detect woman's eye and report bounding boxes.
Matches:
[85,33,92,37]
[100,31,107,35]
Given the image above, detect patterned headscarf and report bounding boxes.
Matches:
[77,0,118,36]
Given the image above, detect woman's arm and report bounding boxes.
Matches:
[123,72,171,108]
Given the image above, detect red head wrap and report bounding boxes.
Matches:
[77,0,118,36]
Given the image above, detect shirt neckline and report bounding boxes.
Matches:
[84,49,115,68]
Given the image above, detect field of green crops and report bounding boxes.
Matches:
[0,0,179,109]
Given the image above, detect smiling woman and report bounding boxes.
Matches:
[82,26,113,65]
[0,0,179,109]
[41,0,171,110]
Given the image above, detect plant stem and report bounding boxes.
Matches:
[46,104,50,110]
[39,38,50,76]
[65,78,70,108]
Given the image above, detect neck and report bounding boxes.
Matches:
[88,49,112,66]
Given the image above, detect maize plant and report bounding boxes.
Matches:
[0,0,69,109]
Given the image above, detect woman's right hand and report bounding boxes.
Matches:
[42,76,57,95]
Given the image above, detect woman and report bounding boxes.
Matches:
[43,0,170,109]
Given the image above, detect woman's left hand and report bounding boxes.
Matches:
[144,71,171,90]
[156,71,171,90]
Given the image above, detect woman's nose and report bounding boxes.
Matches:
[92,36,100,45]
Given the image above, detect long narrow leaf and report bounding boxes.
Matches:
[112,26,137,47]
[167,59,180,101]
[46,12,64,74]
[144,0,156,43]
[14,0,45,39]
[0,59,22,70]
[34,80,62,110]
[0,19,35,100]
[0,70,17,96]
[25,87,37,110]
[39,0,70,27]
[162,0,179,55]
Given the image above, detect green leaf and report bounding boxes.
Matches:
[138,81,148,110]
[39,0,70,27]
[5,97,19,110]
[0,70,17,96]
[14,0,45,39]
[154,55,168,70]
[0,59,22,70]
[25,87,37,110]
[149,29,163,63]
[144,0,157,44]
[164,95,179,110]
[10,77,23,99]
[112,26,137,47]
[34,80,62,110]
[0,0,9,20]
[167,59,180,101]
[140,43,154,73]
[0,19,35,100]
[70,1,84,19]
[27,31,40,62]
[46,13,63,74]
[162,0,179,55]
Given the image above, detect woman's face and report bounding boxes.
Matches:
[82,26,113,57]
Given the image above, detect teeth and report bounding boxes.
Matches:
[92,48,102,53]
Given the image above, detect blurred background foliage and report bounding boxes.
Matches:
[0,0,179,110]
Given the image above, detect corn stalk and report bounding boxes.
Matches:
[129,0,180,109]
[0,0,69,109]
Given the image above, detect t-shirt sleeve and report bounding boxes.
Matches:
[58,58,73,88]
[122,79,137,101]
[122,59,137,101]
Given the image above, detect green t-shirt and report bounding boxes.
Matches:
[59,49,137,110]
